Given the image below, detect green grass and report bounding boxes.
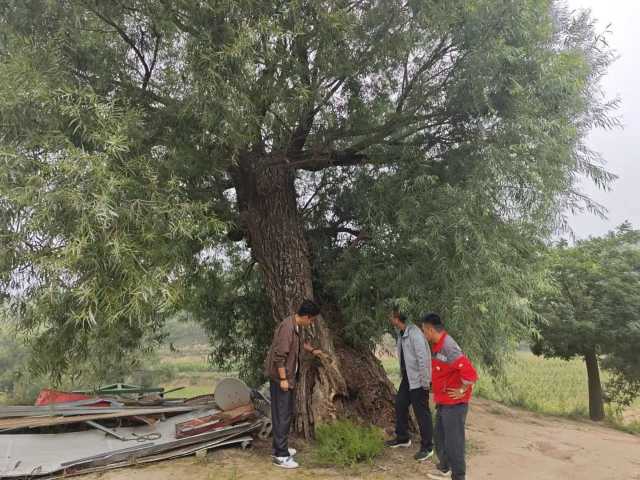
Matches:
[313,420,385,467]
[380,357,401,387]
[157,353,237,399]
[159,355,215,373]
[474,353,594,417]
[164,385,214,399]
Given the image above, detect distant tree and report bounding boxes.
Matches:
[0,1,617,435]
[532,225,640,421]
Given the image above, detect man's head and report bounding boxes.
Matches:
[295,299,321,327]
[389,307,407,331]
[418,312,445,343]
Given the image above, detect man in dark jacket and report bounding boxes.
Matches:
[419,313,478,480]
[264,299,324,469]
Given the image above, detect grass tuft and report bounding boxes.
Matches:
[313,419,385,467]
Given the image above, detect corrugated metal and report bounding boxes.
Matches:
[48,435,254,479]
[0,409,262,477]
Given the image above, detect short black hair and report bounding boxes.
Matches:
[391,306,407,323]
[297,299,321,317]
[419,312,444,331]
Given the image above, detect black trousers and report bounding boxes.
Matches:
[395,377,434,451]
[270,380,294,457]
[435,403,468,480]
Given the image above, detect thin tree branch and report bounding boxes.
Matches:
[143,29,162,91]
[301,173,328,212]
[84,3,159,91]
[262,149,369,172]
[86,6,148,72]
[310,78,345,117]
[396,38,450,113]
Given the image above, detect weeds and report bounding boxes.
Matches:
[313,420,384,467]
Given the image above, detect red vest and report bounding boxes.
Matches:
[431,332,478,405]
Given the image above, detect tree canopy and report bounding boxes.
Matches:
[0,0,617,399]
[532,225,640,420]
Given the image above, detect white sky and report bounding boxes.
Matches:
[566,0,640,238]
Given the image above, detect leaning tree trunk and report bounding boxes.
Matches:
[234,157,396,438]
[584,348,605,421]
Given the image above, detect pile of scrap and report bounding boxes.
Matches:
[0,378,270,478]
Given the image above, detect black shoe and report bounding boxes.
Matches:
[385,438,412,448]
[414,448,435,461]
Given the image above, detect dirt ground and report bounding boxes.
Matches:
[84,399,640,480]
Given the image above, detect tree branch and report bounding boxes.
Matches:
[396,38,451,113]
[310,78,345,117]
[301,173,328,212]
[308,226,362,239]
[288,35,314,154]
[143,29,162,91]
[263,149,369,172]
[84,3,159,91]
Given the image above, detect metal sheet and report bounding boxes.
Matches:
[0,405,207,431]
[51,435,254,479]
[0,408,216,475]
[0,400,125,418]
[214,378,251,411]
[0,409,260,477]
[64,422,258,470]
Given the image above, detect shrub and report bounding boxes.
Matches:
[314,419,384,467]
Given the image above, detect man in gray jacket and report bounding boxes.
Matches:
[385,308,434,461]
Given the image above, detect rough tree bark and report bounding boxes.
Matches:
[584,348,605,421]
[233,155,396,439]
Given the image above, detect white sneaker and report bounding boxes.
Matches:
[272,456,299,469]
[288,448,297,456]
[427,471,451,479]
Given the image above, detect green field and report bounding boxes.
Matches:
[382,352,640,433]
[476,352,639,419]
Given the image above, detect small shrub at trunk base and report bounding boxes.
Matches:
[313,420,384,467]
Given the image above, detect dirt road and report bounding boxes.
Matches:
[468,399,640,480]
[85,399,640,480]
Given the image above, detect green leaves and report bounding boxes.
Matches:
[533,226,640,403]
[0,51,223,378]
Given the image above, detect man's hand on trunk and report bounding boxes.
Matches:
[304,341,326,358]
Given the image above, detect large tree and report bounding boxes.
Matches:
[532,225,640,421]
[0,1,616,436]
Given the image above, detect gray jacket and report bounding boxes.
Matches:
[397,323,431,390]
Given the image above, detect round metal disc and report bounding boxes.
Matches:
[214,377,251,411]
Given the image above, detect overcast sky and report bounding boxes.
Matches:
[565,0,640,238]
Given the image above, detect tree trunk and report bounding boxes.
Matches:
[584,348,605,421]
[234,157,396,438]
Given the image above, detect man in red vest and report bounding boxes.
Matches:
[418,313,478,480]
